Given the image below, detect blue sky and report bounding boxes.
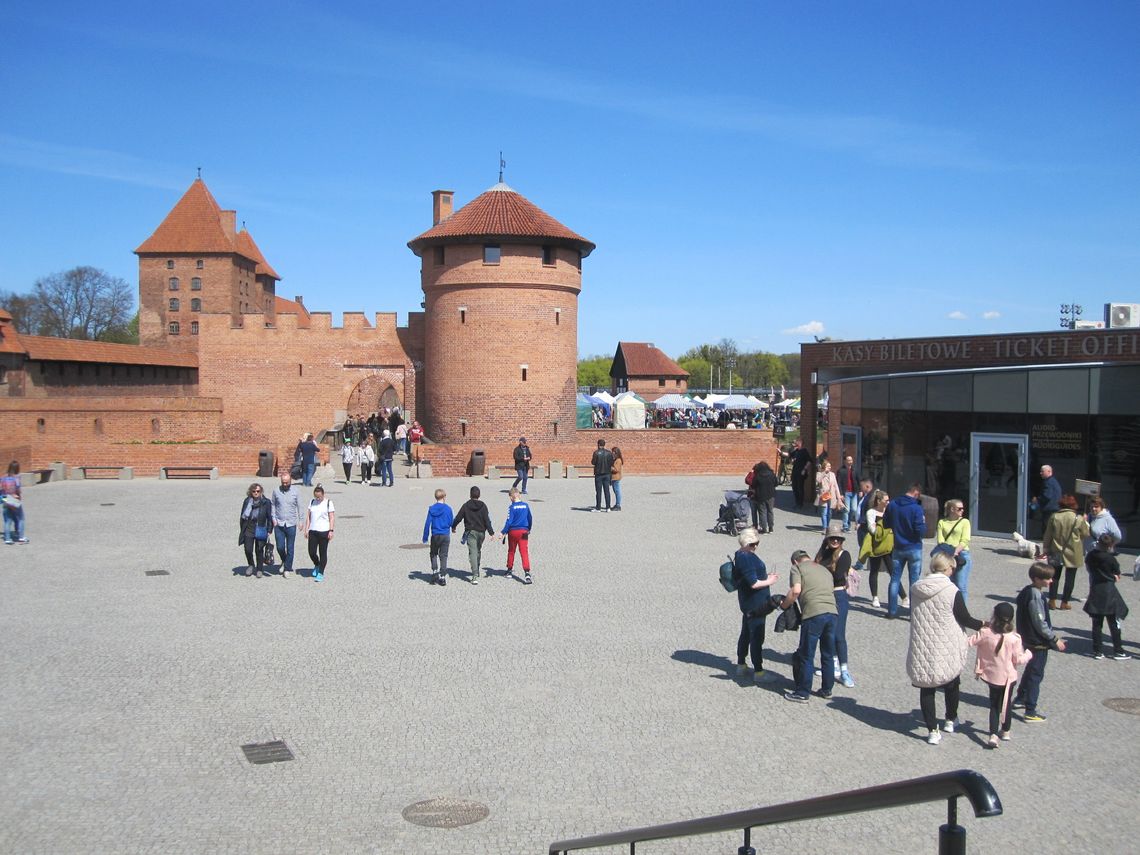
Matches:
[2,1,1138,358]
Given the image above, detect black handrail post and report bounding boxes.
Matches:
[939,796,966,855]
[739,825,755,855]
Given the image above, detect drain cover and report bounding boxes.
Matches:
[1103,697,1140,716]
[339,514,364,519]
[241,740,295,764]
[100,502,116,506]
[145,569,170,576]
[650,491,671,495]
[399,543,431,550]
[402,798,489,828]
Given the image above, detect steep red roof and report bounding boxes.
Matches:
[135,179,233,254]
[613,342,689,378]
[408,183,595,257]
[274,296,310,328]
[236,229,281,280]
[0,310,25,354]
[20,336,198,367]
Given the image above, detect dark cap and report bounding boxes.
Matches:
[791,549,811,563]
[519,437,527,442]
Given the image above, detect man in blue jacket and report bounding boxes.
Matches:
[422,488,454,586]
[883,482,926,618]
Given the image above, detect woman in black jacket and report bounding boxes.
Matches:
[238,482,273,578]
[1084,533,1131,660]
[747,461,778,534]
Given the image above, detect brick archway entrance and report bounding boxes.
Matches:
[347,375,402,416]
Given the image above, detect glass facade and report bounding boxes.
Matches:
[831,365,1140,547]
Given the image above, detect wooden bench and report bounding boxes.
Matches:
[486,463,540,480]
[72,466,134,480]
[31,468,54,484]
[160,466,218,480]
[564,463,594,478]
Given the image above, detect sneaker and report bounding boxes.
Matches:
[471,575,479,585]
[255,569,264,578]
[816,689,833,700]
[1112,652,1132,661]
[840,670,856,688]
[736,663,750,677]
[1059,602,1072,611]
[246,566,254,577]
[439,575,447,586]
[313,572,322,582]
[927,729,942,745]
[17,537,28,544]
[814,667,822,677]
[1093,652,1106,660]
[942,719,956,734]
[872,597,881,608]
[1023,712,1047,723]
[524,572,533,585]
[986,734,1000,749]
[613,505,622,511]
[3,540,12,545]
[754,670,776,684]
[900,590,908,602]
[1000,730,1012,742]
[783,690,810,704]
[1011,699,1026,710]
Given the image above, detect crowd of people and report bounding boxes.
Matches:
[730,456,1133,748]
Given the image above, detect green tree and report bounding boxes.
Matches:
[576,354,612,388]
[2,267,135,341]
[780,352,801,387]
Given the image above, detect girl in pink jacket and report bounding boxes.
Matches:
[968,602,1032,748]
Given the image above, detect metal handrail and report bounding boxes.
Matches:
[549,769,1001,854]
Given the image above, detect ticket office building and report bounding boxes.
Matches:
[801,330,1140,548]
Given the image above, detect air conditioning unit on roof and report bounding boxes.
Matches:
[1105,303,1140,329]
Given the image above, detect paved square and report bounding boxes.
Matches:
[2,473,1138,854]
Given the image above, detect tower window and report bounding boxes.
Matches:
[37,418,45,433]
[190,321,199,335]
[459,306,467,324]
[433,246,445,266]
[169,321,180,335]
[191,277,202,290]
[554,308,562,326]
[542,246,554,266]
[94,418,103,435]
[151,418,160,435]
[483,244,501,265]
[166,259,174,269]
[169,277,179,290]
[169,298,180,311]
[196,259,204,269]
[191,298,201,311]
[575,253,582,271]
[520,364,528,382]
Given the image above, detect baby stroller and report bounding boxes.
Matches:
[714,490,752,535]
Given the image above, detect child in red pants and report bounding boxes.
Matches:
[500,487,534,584]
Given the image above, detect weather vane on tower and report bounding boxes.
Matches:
[499,152,506,184]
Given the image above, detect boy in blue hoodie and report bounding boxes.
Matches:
[422,488,454,586]
[883,483,927,618]
[500,487,534,584]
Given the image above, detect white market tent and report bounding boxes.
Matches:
[773,397,800,409]
[592,390,616,404]
[745,395,770,409]
[612,392,648,429]
[651,393,703,409]
[702,393,727,406]
[713,393,762,410]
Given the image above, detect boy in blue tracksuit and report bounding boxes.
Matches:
[422,488,454,586]
[500,487,534,584]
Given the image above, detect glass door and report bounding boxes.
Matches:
[970,433,1028,538]
[840,425,863,476]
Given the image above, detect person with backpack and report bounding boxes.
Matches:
[731,528,780,684]
[746,461,777,534]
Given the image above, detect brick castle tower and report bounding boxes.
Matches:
[135,178,280,351]
[408,182,595,443]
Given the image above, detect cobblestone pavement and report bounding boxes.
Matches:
[2,473,1138,854]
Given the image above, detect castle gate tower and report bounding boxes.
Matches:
[408,183,595,444]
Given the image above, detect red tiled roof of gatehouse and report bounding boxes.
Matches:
[274,296,310,328]
[236,229,281,281]
[20,336,198,368]
[0,309,26,354]
[615,342,689,378]
[408,182,595,257]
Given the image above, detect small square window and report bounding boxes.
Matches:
[169,321,180,335]
[483,244,501,265]
[166,259,174,269]
[542,246,554,266]
[196,259,204,269]
[191,277,202,290]
[191,298,201,311]
[169,298,180,311]
[191,321,199,335]
[169,277,179,291]
[433,246,445,266]
[659,378,666,387]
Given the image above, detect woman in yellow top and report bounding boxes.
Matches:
[936,499,972,601]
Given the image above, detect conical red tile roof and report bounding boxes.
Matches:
[408,183,594,257]
[135,179,233,254]
[236,229,280,280]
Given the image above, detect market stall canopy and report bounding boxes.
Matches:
[591,390,615,404]
[575,393,594,428]
[586,394,612,416]
[713,394,762,411]
[773,397,800,409]
[651,393,703,409]
[745,395,770,409]
[612,391,648,429]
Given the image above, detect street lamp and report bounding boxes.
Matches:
[727,358,737,396]
[1060,304,1083,329]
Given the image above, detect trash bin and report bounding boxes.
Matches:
[469,449,486,477]
[773,424,786,439]
[258,450,276,477]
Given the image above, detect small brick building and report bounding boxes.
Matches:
[609,342,689,399]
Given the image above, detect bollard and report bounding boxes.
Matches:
[939,797,967,855]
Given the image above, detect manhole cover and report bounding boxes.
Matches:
[1103,697,1140,716]
[399,543,431,550]
[402,798,489,828]
[651,491,671,495]
[145,569,170,576]
[100,502,116,506]
[340,514,364,519]
[241,740,295,764]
